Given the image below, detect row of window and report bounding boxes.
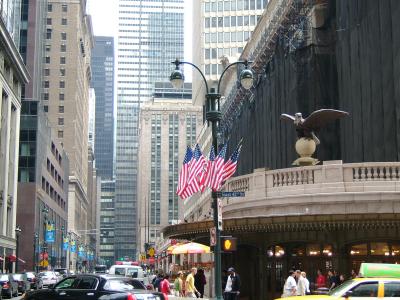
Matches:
[204,0,267,13]
[43,80,66,89]
[47,3,68,13]
[205,14,260,29]
[205,30,251,44]
[205,46,244,60]
[46,158,64,188]
[50,142,63,165]
[47,17,68,26]
[44,55,67,64]
[46,29,67,40]
[41,176,66,211]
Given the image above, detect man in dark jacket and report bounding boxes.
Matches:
[223,267,240,300]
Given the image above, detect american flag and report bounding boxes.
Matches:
[180,177,200,199]
[187,144,205,186]
[176,146,193,196]
[210,144,227,191]
[221,142,242,183]
[199,146,215,191]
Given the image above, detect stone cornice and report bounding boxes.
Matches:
[162,213,400,239]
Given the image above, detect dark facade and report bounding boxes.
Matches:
[91,36,114,180]
[224,0,400,175]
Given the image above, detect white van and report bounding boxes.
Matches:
[108,264,147,284]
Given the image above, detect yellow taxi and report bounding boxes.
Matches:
[275,263,400,299]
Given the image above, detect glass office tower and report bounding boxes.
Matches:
[115,0,184,259]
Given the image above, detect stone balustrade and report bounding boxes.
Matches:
[222,161,400,219]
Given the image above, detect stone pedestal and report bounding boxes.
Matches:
[293,137,319,166]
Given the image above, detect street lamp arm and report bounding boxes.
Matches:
[172,59,210,94]
[217,60,252,94]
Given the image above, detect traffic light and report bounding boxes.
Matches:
[221,237,237,252]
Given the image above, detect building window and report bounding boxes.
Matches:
[46,18,52,25]
[48,4,52,12]
[44,105,48,112]
[59,81,65,88]
[45,56,50,64]
[46,28,52,39]
[62,4,68,12]
[60,68,66,76]
[60,44,66,52]
[61,18,67,25]
[44,68,50,76]
[60,57,66,64]
[43,81,49,88]
[58,130,63,138]
[61,32,67,40]
[45,45,51,52]
[59,93,65,101]
[42,93,49,101]
[58,118,64,125]
[58,106,64,113]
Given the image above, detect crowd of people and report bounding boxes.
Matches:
[151,266,241,299]
[282,268,358,297]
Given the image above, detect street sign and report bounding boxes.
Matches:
[210,227,216,246]
[148,247,155,257]
[140,253,146,262]
[217,191,245,197]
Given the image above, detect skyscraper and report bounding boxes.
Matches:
[116,0,185,259]
[45,0,93,269]
[91,37,114,180]
[137,83,202,251]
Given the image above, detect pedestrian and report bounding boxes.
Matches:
[160,274,171,295]
[223,267,240,300]
[281,270,297,298]
[174,271,184,297]
[350,269,358,279]
[339,274,345,285]
[154,273,164,292]
[194,268,206,298]
[186,267,200,298]
[301,272,310,295]
[327,270,339,290]
[222,269,228,293]
[316,269,326,289]
[296,270,306,296]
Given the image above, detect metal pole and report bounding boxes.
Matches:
[15,234,19,272]
[206,92,223,300]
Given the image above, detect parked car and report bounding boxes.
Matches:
[0,274,18,298]
[23,272,42,290]
[20,274,165,300]
[37,271,59,288]
[54,268,70,279]
[12,273,30,294]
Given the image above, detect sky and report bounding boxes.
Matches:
[86,0,193,62]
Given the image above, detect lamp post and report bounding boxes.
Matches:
[33,232,38,272]
[15,225,22,273]
[170,59,253,300]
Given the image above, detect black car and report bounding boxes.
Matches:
[12,273,30,294]
[0,274,18,298]
[23,272,43,290]
[21,274,166,300]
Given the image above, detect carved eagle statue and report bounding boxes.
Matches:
[280,109,349,145]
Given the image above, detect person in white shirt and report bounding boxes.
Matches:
[301,272,310,295]
[282,270,297,297]
[296,270,306,296]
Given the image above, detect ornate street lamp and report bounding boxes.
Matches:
[170,58,253,300]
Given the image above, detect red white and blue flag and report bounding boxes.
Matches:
[221,141,242,183]
[210,144,228,191]
[176,146,193,197]
[199,146,215,192]
[187,144,206,186]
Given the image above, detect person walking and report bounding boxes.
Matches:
[160,274,171,295]
[281,270,297,298]
[194,268,206,298]
[296,270,306,296]
[316,269,326,289]
[301,272,310,295]
[224,267,240,300]
[186,267,200,298]
[174,271,184,297]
